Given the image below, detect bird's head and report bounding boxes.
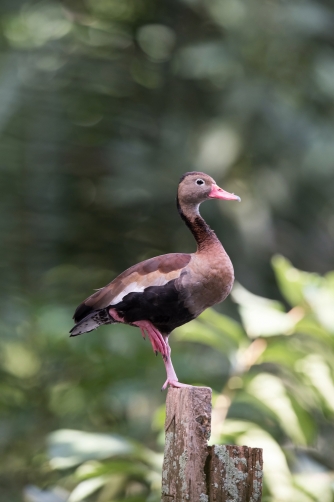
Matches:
[178,171,241,206]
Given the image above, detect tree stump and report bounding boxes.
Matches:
[161,387,263,502]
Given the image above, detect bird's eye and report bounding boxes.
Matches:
[196,179,204,186]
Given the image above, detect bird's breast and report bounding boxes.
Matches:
[179,248,234,317]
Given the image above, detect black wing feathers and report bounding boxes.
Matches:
[116,279,194,334]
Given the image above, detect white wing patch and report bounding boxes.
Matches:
[109,283,145,305]
[109,275,171,306]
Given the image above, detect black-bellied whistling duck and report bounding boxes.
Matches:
[70,172,240,389]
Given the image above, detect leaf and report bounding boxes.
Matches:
[303,285,334,333]
[246,373,307,445]
[75,459,150,481]
[68,476,107,502]
[294,317,331,342]
[271,255,322,308]
[199,308,247,345]
[288,395,317,445]
[174,318,239,354]
[232,281,285,312]
[227,391,282,438]
[260,338,303,369]
[294,471,333,502]
[232,282,296,338]
[296,354,334,415]
[48,430,134,469]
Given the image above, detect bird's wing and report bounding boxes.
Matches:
[73,253,191,323]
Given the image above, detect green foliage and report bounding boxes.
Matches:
[211,256,334,502]
[14,257,334,501]
[1,0,334,500]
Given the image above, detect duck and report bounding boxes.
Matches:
[70,172,240,389]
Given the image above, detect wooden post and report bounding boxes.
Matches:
[206,445,263,501]
[161,387,263,502]
[161,386,212,501]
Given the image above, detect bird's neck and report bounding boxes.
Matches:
[177,197,221,252]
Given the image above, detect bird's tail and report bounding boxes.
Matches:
[70,308,115,337]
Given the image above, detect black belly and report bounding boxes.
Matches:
[114,279,194,334]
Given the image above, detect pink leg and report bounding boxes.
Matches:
[161,337,192,391]
[109,309,191,390]
[132,320,168,359]
[109,309,168,358]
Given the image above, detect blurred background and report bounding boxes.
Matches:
[1,0,334,501]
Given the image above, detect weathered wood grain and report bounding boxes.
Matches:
[161,387,263,502]
[161,386,212,501]
[207,445,263,501]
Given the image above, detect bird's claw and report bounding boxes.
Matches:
[132,320,168,358]
[161,379,192,391]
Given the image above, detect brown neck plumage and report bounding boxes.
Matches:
[177,196,220,252]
